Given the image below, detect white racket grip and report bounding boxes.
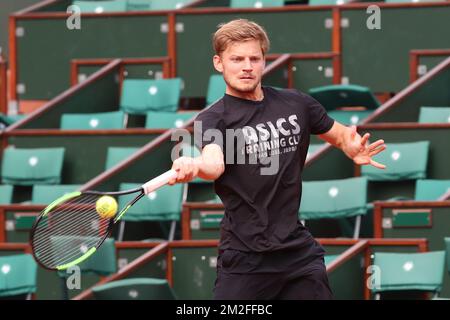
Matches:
[142,169,178,195]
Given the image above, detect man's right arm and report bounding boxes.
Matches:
[168,144,224,185]
[196,144,225,180]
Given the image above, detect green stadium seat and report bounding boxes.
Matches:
[0,254,37,299]
[145,111,197,129]
[209,194,222,204]
[328,110,373,126]
[50,237,116,273]
[300,177,369,238]
[92,278,176,300]
[15,184,82,231]
[372,251,446,299]
[230,0,284,8]
[12,185,81,234]
[0,185,13,204]
[418,107,450,123]
[1,147,65,185]
[0,113,25,129]
[56,237,117,299]
[414,179,450,201]
[8,114,25,123]
[77,238,117,275]
[117,182,184,241]
[60,111,125,130]
[31,184,82,204]
[126,0,152,10]
[120,78,182,114]
[324,254,339,266]
[149,0,193,10]
[309,0,351,4]
[105,147,139,170]
[445,238,450,275]
[127,0,192,11]
[73,0,128,13]
[308,84,380,112]
[206,75,226,106]
[361,141,430,181]
[384,0,443,3]
[300,177,368,219]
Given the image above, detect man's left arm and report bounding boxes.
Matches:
[318,121,387,169]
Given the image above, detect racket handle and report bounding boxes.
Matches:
[142,169,178,195]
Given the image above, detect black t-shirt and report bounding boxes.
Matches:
[195,86,334,254]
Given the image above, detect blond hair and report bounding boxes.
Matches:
[213,19,270,56]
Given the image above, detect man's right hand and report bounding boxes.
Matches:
[168,144,225,185]
[168,156,200,185]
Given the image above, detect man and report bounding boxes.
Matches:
[168,19,386,299]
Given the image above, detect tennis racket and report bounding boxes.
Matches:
[30,169,177,271]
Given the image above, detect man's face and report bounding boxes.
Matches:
[213,40,265,96]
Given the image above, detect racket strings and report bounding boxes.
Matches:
[32,193,113,269]
[33,197,96,243]
[33,197,108,267]
[32,194,99,245]
[32,196,100,264]
[35,208,103,260]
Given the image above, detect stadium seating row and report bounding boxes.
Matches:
[71,0,449,14]
[2,238,449,300]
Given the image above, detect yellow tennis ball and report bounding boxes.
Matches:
[95,196,118,219]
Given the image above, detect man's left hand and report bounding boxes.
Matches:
[346,125,386,169]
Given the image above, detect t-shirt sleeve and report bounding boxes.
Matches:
[194,110,225,151]
[303,93,335,135]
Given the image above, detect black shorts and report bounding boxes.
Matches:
[213,249,333,300]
